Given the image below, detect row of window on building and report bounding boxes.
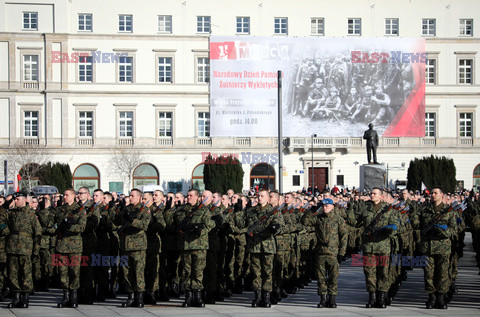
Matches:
[22,110,210,139]
[21,12,474,37]
[20,109,472,140]
[21,53,475,86]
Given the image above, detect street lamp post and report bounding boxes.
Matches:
[311,134,317,193]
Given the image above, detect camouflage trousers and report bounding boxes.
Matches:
[251,253,274,292]
[274,250,289,289]
[57,253,82,290]
[424,254,450,294]
[33,249,52,281]
[145,252,159,291]
[205,250,218,294]
[80,252,95,289]
[225,236,236,284]
[316,254,340,295]
[182,250,207,291]
[158,249,168,289]
[0,260,6,290]
[94,249,110,288]
[363,253,390,292]
[121,250,146,292]
[7,254,33,292]
[167,250,181,285]
[234,242,246,279]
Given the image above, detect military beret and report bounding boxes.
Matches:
[13,192,27,199]
[322,198,334,205]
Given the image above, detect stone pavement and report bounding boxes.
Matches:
[1,233,479,317]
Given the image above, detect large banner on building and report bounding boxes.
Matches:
[210,36,426,137]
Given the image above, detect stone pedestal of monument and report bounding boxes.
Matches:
[360,164,386,192]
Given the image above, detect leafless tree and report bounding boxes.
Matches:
[108,147,145,190]
[2,139,51,192]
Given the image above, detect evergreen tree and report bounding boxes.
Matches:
[407,155,456,193]
[203,154,244,193]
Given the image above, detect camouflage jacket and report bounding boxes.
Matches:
[304,210,347,256]
[276,205,296,251]
[55,202,87,254]
[115,202,151,252]
[350,201,399,255]
[0,207,10,255]
[174,203,214,251]
[82,201,101,253]
[246,203,284,254]
[96,204,116,252]
[228,208,247,245]
[419,202,457,255]
[207,204,222,251]
[36,208,56,249]
[6,206,42,256]
[146,203,167,253]
[163,204,182,251]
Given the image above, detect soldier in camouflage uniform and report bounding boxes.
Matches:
[144,191,166,304]
[152,190,170,302]
[174,189,214,308]
[34,195,56,292]
[0,197,10,301]
[115,188,151,308]
[55,189,87,308]
[223,194,238,294]
[94,190,115,301]
[348,188,399,309]
[419,187,457,309]
[104,192,119,298]
[79,187,100,304]
[6,193,42,308]
[246,189,284,308]
[204,191,221,304]
[229,195,248,294]
[271,191,288,304]
[304,198,347,308]
[163,192,182,298]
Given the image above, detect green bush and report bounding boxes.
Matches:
[203,154,244,193]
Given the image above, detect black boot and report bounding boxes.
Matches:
[107,283,116,299]
[426,293,436,309]
[317,294,327,308]
[366,291,376,308]
[260,291,271,308]
[450,279,458,293]
[156,287,169,302]
[134,292,144,308]
[251,290,261,307]
[84,286,93,305]
[436,293,447,309]
[375,291,386,308]
[270,289,279,305]
[328,295,337,308]
[19,292,29,308]
[57,290,70,308]
[193,290,205,307]
[182,291,193,307]
[233,278,243,294]
[69,289,78,308]
[205,291,216,304]
[7,292,21,308]
[170,283,180,298]
[122,292,135,307]
[96,284,106,302]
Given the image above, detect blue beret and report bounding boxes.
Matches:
[322,198,334,205]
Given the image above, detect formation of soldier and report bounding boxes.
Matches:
[0,185,478,309]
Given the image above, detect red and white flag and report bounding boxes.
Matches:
[14,174,22,192]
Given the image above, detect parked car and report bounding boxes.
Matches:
[31,185,59,196]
